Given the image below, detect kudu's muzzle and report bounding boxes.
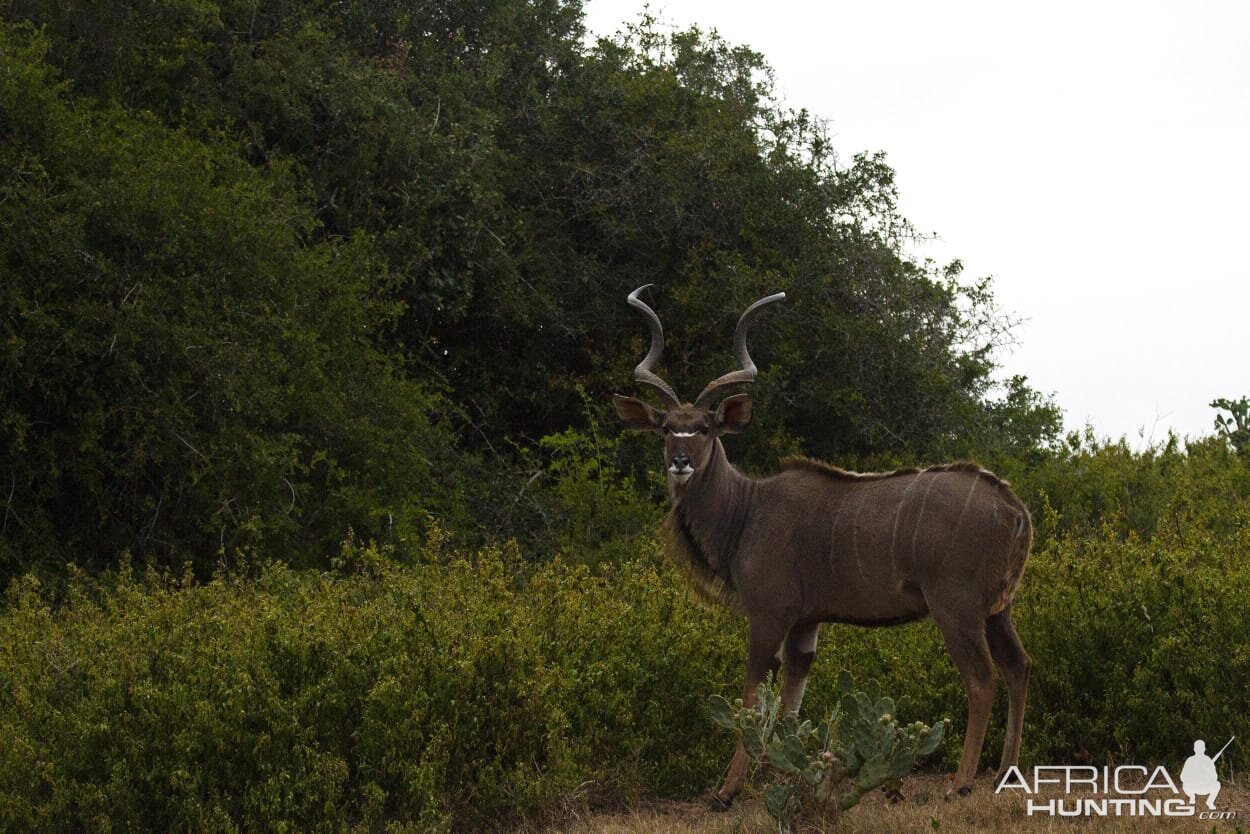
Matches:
[669,451,694,482]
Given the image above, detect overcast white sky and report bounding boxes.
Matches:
[582,0,1250,445]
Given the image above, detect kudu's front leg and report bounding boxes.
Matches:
[711,620,788,810]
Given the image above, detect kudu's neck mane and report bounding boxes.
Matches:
[664,438,754,610]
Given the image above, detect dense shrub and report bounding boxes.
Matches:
[0,535,747,832]
[1002,431,1250,546]
[1019,503,1250,765]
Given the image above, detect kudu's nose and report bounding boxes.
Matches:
[672,452,691,469]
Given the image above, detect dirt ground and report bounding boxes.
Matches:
[527,773,1250,834]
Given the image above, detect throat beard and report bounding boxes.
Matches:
[663,502,738,610]
[661,449,749,612]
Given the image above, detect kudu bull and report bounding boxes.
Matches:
[613,285,1033,805]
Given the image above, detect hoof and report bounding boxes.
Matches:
[708,792,734,812]
[882,785,905,803]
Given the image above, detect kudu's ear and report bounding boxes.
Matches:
[714,394,753,435]
[613,394,665,433]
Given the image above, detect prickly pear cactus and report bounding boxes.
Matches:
[708,670,945,830]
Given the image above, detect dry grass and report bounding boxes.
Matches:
[524,774,1250,834]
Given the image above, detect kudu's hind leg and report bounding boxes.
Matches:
[711,619,787,810]
[986,605,1031,780]
[932,609,997,797]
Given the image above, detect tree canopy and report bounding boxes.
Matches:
[0,1,1060,579]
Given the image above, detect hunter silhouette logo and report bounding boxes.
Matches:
[1181,737,1233,810]
[996,736,1237,819]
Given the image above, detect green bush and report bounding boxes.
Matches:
[0,536,745,832]
[1019,508,1250,765]
[1002,430,1250,546]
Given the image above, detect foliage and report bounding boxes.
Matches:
[1212,396,1250,456]
[0,21,459,581]
[1003,430,1250,547]
[529,421,661,566]
[0,534,743,832]
[709,671,944,830]
[1018,485,1250,767]
[445,387,664,565]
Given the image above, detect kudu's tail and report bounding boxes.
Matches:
[991,504,1033,616]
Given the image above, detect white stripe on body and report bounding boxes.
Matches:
[888,474,923,561]
[909,475,941,561]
